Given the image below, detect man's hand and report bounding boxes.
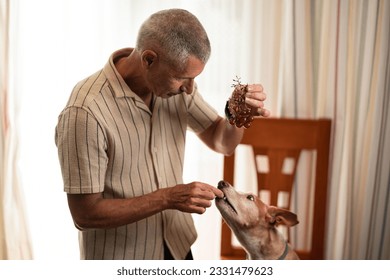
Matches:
[226,80,270,128]
[245,84,270,118]
[163,182,224,214]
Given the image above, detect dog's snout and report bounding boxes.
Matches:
[217,180,228,189]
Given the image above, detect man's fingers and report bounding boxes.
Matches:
[212,188,224,199]
[247,84,263,92]
[259,108,271,117]
[246,92,266,101]
[169,182,224,214]
[191,206,207,214]
[245,96,264,109]
[192,182,224,199]
[188,197,212,208]
[244,89,270,118]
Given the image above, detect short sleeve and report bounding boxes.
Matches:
[55,106,108,194]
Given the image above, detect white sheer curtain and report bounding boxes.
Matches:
[2,0,389,260]
[0,0,32,259]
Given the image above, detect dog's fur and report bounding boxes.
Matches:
[215,180,299,260]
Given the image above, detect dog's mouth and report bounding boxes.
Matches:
[221,195,238,214]
[216,181,238,215]
[216,193,238,215]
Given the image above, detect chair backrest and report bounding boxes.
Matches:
[221,118,331,260]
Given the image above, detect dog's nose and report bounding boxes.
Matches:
[217,180,228,189]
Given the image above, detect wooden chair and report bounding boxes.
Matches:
[220,118,331,260]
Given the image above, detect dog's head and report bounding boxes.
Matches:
[215,180,299,232]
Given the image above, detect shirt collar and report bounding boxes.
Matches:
[102,48,138,99]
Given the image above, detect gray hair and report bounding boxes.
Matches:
[136,9,211,69]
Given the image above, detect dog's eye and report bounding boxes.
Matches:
[247,195,255,201]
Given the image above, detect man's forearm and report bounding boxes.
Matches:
[198,116,244,156]
[67,189,168,230]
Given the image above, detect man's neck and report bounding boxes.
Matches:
[114,49,153,108]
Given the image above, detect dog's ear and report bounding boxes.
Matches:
[266,206,299,227]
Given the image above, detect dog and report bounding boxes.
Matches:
[215,180,299,260]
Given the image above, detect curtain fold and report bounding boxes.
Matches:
[328,0,389,259]
[281,0,390,259]
[0,0,8,259]
[0,0,32,259]
[362,0,390,259]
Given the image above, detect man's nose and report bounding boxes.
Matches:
[180,79,194,94]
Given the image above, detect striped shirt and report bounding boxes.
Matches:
[55,48,219,259]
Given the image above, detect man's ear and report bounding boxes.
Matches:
[141,50,158,67]
[266,206,299,227]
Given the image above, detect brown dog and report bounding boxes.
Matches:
[215,180,299,260]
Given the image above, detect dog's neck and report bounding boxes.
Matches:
[241,227,290,260]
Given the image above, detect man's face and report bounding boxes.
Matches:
[148,55,205,98]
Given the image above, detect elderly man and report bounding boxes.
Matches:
[55,8,269,260]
